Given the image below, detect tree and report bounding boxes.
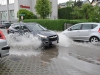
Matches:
[81,4,93,19]
[72,4,93,20]
[71,6,82,19]
[66,0,74,7]
[89,5,100,22]
[35,0,51,19]
[17,9,37,20]
[74,1,83,7]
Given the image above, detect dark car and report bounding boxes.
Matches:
[0,22,11,29]
[7,23,59,47]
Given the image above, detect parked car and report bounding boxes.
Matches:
[0,22,12,29]
[0,30,10,58]
[7,23,59,47]
[62,23,100,44]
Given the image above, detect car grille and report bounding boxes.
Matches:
[49,35,57,41]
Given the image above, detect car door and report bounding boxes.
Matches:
[66,24,82,40]
[79,24,92,41]
[0,39,9,57]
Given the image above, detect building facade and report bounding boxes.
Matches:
[0,0,58,23]
[91,0,100,6]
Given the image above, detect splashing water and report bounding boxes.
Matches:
[57,32,73,47]
[7,33,42,56]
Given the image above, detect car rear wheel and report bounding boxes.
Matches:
[90,36,99,44]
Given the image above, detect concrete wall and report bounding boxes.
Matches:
[50,0,58,19]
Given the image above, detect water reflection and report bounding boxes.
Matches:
[41,46,59,63]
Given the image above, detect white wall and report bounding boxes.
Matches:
[50,0,58,19]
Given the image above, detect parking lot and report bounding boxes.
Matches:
[0,29,100,75]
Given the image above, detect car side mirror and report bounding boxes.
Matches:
[68,28,72,31]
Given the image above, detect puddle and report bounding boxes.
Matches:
[10,56,21,61]
[69,52,100,65]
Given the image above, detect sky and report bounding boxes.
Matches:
[58,0,68,4]
[58,0,92,4]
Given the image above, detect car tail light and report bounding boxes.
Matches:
[0,30,6,39]
[98,28,100,33]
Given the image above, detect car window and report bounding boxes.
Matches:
[14,25,20,30]
[27,24,47,31]
[92,24,97,29]
[70,24,81,30]
[82,24,92,30]
[21,26,28,30]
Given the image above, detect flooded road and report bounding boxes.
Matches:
[0,29,100,75]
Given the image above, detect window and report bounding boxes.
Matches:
[1,11,7,19]
[0,0,7,5]
[21,26,28,30]
[9,0,14,4]
[92,24,97,29]
[10,10,14,19]
[82,24,92,30]
[14,26,20,30]
[70,24,81,30]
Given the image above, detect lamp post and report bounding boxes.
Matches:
[6,0,9,22]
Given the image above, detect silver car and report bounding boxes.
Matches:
[63,23,100,43]
[0,30,10,58]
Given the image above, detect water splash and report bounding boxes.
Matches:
[56,32,73,47]
[7,33,42,56]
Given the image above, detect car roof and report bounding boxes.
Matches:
[12,22,38,25]
[77,22,100,25]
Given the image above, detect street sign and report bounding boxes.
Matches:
[19,14,25,16]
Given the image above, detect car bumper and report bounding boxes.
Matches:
[0,45,10,58]
[41,36,59,47]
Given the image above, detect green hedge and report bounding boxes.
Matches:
[23,19,88,31]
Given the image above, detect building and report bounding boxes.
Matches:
[91,0,100,6]
[0,0,58,23]
[58,3,67,8]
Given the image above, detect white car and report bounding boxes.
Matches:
[0,30,10,58]
[63,23,100,43]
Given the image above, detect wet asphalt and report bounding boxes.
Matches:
[0,29,100,75]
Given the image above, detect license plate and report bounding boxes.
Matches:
[52,41,57,44]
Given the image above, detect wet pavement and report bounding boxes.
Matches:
[0,29,100,75]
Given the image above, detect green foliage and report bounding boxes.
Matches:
[74,1,83,7]
[23,19,87,31]
[81,4,93,19]
[58,7,73,19]
[35,0,51,19]
[89,5,100,22]
[72,4,95,20]
[17,9,37,20]
[66,0,74,7]
[71,6,82,19]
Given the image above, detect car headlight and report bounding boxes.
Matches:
[37,34,47,38]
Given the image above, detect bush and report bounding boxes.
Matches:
[23,19,88,31]
[58,7,73,19]
[17,9,37,21]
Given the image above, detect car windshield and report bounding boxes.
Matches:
[27,23,47,31]
[3,22,10,25]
